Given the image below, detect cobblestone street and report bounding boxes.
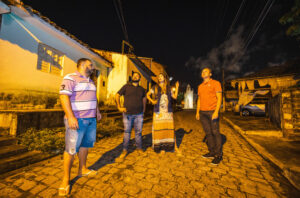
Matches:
[0,111,299,197]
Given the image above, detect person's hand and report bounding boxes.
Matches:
[118,107,127,113]
[175,81,179,89]
[212,111,219,120]
[68,116,79,130]
[196,113,200,120]
[151,100,158,105]
[97,111,102,121]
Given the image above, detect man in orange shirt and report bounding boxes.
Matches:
[196,68,223,165]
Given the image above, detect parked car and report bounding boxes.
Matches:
[240,103,266,116]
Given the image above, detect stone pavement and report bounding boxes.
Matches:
[223,113,300,192]
[0,111,299,197]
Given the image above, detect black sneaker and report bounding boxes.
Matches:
[211,156,222,165]
[202,153,214,159]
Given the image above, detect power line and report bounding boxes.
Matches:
[113,0,129,42]
[225,0,247,40]
[243,0,275,50]
[213,0,229,46]
[117,0,129,41]
[113,0,126,38]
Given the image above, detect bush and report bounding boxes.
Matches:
[18,118,123,153]
[18,127,65,154]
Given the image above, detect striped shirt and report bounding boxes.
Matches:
[59,71,97,118]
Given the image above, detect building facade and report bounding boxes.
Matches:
[0,1,111,109]
[94,50,168,106]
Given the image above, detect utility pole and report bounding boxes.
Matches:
[222,68,226,112]
[121,40,134,55]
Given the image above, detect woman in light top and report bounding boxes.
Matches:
[146,73,181,155]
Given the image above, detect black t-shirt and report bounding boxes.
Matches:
[117,83,146,115]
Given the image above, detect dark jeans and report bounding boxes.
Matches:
[200,111,222,157]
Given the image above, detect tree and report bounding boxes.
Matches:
[279,0,300,41]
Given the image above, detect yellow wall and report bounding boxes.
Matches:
[0,39,108,109]
[96,66,108,103]
[104,53,128,105]
[0,39,74,94]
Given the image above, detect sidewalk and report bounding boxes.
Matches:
[223,112,300,191]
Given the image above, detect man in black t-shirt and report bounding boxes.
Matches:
[115,72,146,160]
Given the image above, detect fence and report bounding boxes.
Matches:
[268,87,300,138]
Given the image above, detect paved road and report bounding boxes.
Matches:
[0,111,299,197]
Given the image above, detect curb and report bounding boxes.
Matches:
[223,116,300,191]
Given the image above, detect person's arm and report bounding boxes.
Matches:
[196,85,201,120]
[196,96,201,120]
[96,103,102,121]
[171,81,179,99]
[115,93,126,113]
[143,97,147,113]
[60,95,78,129]
[212,92,222,120]
[146,90,157,104]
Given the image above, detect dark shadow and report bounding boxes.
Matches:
[69,126,189,187]
[70,176,81,186]
[69,133,153,190]
[88,133,153,171]
[69,143,123,189]
[175,128,192,149]
[141,133,153,151]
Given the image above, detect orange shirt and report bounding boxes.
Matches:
[198,79,222,111]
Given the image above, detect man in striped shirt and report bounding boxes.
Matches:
[58,58,101,196]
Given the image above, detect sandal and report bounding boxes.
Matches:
[175,149,182,157]
[79,169,98,177]
[58,185,70,196]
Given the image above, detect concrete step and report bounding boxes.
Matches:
[0,128,10,136]
[0,150,44,175]
[101,107,119,113]
[0,137,17,147]
[106,111,122,117]
[110,115,123,121]
[108,115,152,122]
[0,145,28,159]
[143,116,153,123]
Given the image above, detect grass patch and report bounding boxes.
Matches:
[18,127,65,154]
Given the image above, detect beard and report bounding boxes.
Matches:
[86,69,94,76]
[132,79,140,83]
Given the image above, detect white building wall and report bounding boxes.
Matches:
[0,5,109,107]
[105,54,128,105]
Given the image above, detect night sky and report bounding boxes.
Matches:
[22,0,299,90]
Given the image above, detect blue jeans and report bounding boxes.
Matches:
[64,118,97,155]
[122,113,143,150]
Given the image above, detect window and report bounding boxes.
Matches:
[37,43,64,76]
[103,81,105,87]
